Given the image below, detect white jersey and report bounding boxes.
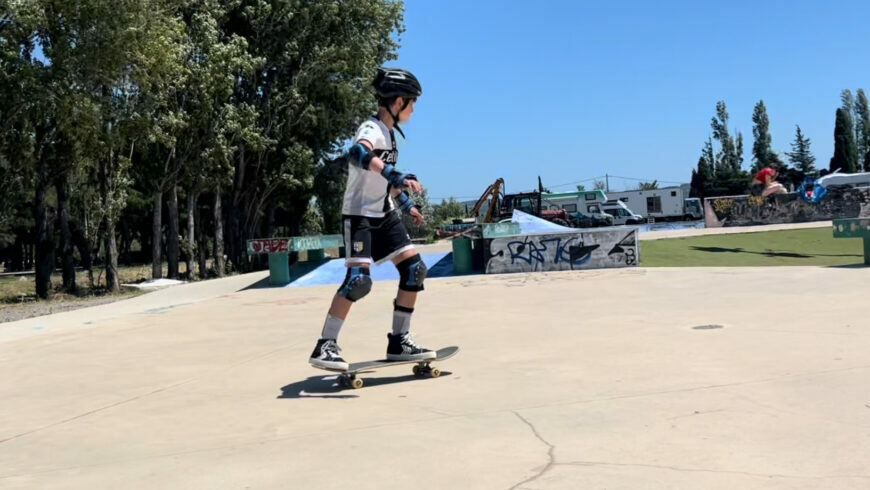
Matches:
[342,116,399,218]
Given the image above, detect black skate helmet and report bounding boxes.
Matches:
[373,67,422,99]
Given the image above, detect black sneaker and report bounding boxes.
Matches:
[309,338,349,370]
[386,333,436,361]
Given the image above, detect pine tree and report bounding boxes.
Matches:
[711,101,742,173]
[785,125,816,175]
[839,89,858,169]
[751,100,778,172]
[842,89,855,116]
[702,138,716,176]
[690,146,714,198]
[855,89,870,171]
[830,108,858,173]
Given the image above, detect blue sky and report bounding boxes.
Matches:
[392,0,870,201]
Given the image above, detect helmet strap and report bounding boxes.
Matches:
[387,97,411,139]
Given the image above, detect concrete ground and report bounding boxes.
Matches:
[2,224,869,489]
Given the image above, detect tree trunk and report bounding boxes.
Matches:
[214,189,225,277]
[151,189,163,279]
[34,164,54,299]
[104,222,119,292]
[185,191,197,280]
[11,234,24,272]
[27,241,34,270]
[167,185,180,279]
[71,221,93,290]
[120,219,132,266]
[101,156,120,293]
[56,174,77,294]
[228,143,245,272]
[196,197,208,279]
[78,210,94,289]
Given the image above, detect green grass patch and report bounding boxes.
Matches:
[640,227,865,267]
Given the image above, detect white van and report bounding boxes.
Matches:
[599,200,644,225]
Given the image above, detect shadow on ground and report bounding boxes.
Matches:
[278,371,454,399]
[690,246,862,259]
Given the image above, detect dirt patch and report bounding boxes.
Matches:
[1,291,145,324]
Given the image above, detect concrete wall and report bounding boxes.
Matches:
[704,186,870,228]
[485,228,639,274]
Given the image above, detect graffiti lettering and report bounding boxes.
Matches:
[486,230,638,274]
[748,195,764,206]
[506,236,599,267]
[712,198,735,213]
[247,238,290,254]
[624,248,636,265]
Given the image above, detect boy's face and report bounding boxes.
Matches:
[393,97,416,122]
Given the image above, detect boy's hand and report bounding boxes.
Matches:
[404,177,423,193]
[409,207,424,226]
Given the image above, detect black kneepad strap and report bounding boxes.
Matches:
[338,266,372,301]
[397,255,427,292]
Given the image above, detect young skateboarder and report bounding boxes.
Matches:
[309,67,435,371]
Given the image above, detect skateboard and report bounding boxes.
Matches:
[316,346,459,389]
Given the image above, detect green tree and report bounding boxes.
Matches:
[785,125,816,175]
[838,89,858,170]
[433,197,466,225]
[690,139,715,198]
[575,184,585,191]
[842,89,855,116]
[751,100,781,172]
[855,89,870,171]
[221,0,404,270]
[711,101,743,174]
[300,205,324,236]
[402,189,435,241]
[313,156,348,235]
[637,180,658,190]
[593,180,606,190]
[830,108,858,173]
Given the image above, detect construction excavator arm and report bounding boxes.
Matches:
[469,178,504,223]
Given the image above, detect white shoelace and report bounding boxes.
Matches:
[401,333,421,349]
[323,340,342,356]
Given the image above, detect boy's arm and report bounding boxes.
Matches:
[348,140,423,193]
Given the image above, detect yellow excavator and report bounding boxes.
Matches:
[468,178,505,223]
[467,177,572,226]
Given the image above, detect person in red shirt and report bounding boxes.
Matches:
[754,167,787,197]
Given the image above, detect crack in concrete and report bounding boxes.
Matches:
[499,363,870,416]
[557,460,870,481]
[509,411,555,490]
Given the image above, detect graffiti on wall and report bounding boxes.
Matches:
[705,186,870,227]
[485,229,638,274]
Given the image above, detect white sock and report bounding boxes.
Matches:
[392,302,414,336]
[321,314,344,340]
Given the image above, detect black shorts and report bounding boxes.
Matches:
[343,212,414,265]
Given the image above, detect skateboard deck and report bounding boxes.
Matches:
[315,346,459,389]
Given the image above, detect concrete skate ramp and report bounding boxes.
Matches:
[485,211,640,274]
[285,252,455,287]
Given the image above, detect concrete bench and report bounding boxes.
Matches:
[833,218,870,265]
[247,235,344,285]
